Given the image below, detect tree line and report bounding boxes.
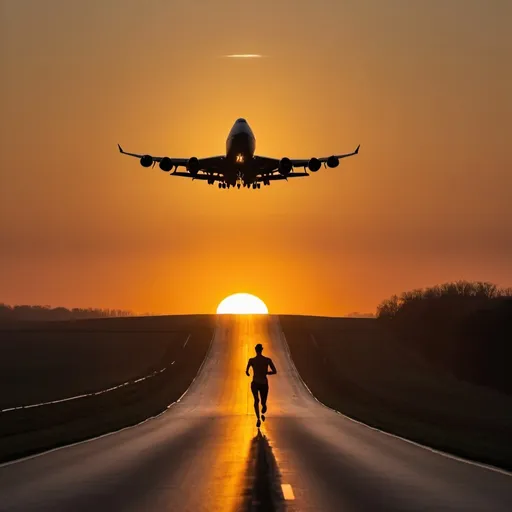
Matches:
[0,304,132,322]
[376,281,512,394]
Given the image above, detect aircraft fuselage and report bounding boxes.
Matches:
[226,118,256,161]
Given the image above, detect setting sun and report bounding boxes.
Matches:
[216,293,269,314]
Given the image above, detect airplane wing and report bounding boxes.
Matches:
[288,144,360,169]
[117,144,225,176]
[117,144,189,167]
[254,144,360,174]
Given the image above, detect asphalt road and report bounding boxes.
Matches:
[0,315,510,511]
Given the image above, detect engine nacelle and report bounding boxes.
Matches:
[187,157,200,175]
[140,155,153,168]
[308,158,321,172]
[159,157,174,172]
[326,156,339,168]
[279,157,293,176]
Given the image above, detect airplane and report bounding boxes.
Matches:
[118,118,359,190]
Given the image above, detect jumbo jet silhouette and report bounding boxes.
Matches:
[118,118,359,189]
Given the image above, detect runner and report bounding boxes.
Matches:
[246,343,277,427]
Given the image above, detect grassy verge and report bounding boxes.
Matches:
[280,315,512,471]
[0,315,214,463]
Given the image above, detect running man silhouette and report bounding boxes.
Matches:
[246,343,277,427]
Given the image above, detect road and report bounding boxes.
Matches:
[0,315,510,511]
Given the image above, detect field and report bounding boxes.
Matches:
[3,314,511,470]
[0,315,214,462]
[280,315,512,470]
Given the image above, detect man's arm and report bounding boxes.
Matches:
[245,359,252,376]
[267,359,277,375]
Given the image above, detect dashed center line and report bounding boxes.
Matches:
[281,483,295,500]
[183,334,191,348]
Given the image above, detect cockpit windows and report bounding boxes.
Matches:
[236,118,247,123]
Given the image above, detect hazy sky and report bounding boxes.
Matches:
[1,0,511,315]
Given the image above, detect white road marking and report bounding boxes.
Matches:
[0,330,218,468]
[1,368,167,413]
[279,327,512,478]
[183,334,191,348]
[281,484,295,500]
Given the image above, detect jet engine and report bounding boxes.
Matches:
[187,157,200,175]
[326,156,339,168]
[308,158,321,172]
[279,157,293,176]
[140,155,153,168]
[159,157,174,172]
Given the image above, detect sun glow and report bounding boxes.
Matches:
[216,293,269,314]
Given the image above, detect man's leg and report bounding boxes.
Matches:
[260,384,269,415]
[250,382,260,423]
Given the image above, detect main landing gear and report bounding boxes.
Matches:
[215,181,264,190]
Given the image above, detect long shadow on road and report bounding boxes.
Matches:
[242,431,285,512]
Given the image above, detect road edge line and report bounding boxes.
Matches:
[275,316,512,478]
[0,324,218,468]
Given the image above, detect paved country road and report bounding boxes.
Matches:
[0,315,510,511]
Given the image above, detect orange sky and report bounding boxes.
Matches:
[1,0,511,316]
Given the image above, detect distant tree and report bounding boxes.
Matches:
[0,304,133,321]
[375,281,512,394]
[376,281,511,320]
[376,295,400,320]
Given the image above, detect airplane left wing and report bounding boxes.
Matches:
[254,144,360,175]
[288,144,360,169]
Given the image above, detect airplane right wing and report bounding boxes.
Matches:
[117,144,189,169]
[117,144,225,178]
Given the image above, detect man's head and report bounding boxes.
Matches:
[255,343,263,354]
